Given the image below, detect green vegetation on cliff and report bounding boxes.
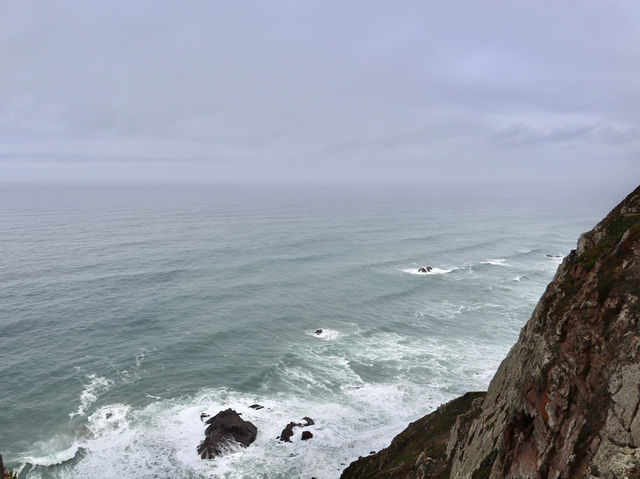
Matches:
[341,391,485,479]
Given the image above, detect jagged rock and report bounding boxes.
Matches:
[301,431,313,440]
[197,408,257,459]
[314,329,323,335]
[249,404,264,410]
[341,185,640,479]
[341,392,485,478]
[279,422,299,442]
[279,417,316,442]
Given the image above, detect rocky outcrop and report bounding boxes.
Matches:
[341,392,485,479]
[342,185,640,479]
[278,417,315,442]
[197,409,257,459]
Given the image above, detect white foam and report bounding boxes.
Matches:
[69,374,114,419]
[41,386,428,479]
[513,276,522,281]
[135,352,145,369]
[23,444,82,467]
[86,403,131,437]
[308,328,341,340]
[402,267,453,275]
[28,329,510,478]
[480,258,509,266]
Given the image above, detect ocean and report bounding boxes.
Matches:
[0,183,626,478]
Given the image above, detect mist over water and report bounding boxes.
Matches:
[0,183,624,478]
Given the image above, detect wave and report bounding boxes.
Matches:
[21,330,508,478]
[479,258,509,266]
[307,328,342,341]
[23,444,84,467]
[402,267,453,275]
[69,374,114,419]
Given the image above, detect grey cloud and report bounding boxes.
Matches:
[494,123,640,148]
[0,0,638,183]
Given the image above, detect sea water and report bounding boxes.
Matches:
[0,183,626,478]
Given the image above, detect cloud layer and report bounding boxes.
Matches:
[1,1,638,183]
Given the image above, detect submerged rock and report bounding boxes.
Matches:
[249,404,264,410]
[314,329,323,335]
[197,408,257,459]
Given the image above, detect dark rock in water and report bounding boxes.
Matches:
[314,329,323,335]
[545,254,563,258]
[200,413,210,421]
[197,408,257,459]
[418,267,427,273]
[301,431,313,441]
[249,404,264,410]
[279,417,316,442]
[279,422,299,442]
[105,412,112,419]
[427,266,433,272]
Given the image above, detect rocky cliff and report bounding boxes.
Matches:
[342,185,640,479]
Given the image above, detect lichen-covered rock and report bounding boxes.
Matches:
[449,186,640,479]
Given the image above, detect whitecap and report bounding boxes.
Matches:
[402,267,453,275]
[308,328,341,340]
[480,258,509,266]
[23,444,83,467]
[69,374,114,419]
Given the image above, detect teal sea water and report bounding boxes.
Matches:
[0,183,626,478]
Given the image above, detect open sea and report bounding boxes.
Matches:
[0,183,628,478]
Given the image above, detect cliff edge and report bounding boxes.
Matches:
[343,185,640,479]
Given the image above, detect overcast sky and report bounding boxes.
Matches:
[1,1,639,184]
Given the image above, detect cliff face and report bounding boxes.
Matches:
[343,185,640,479]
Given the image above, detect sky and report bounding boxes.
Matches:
[0,1,639,184]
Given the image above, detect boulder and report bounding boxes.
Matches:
[301,431,313,441]
[197,408,257,459]
[278,422,299,442]
[279,417,315,442]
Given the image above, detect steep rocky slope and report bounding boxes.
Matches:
[343,185,640,479]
